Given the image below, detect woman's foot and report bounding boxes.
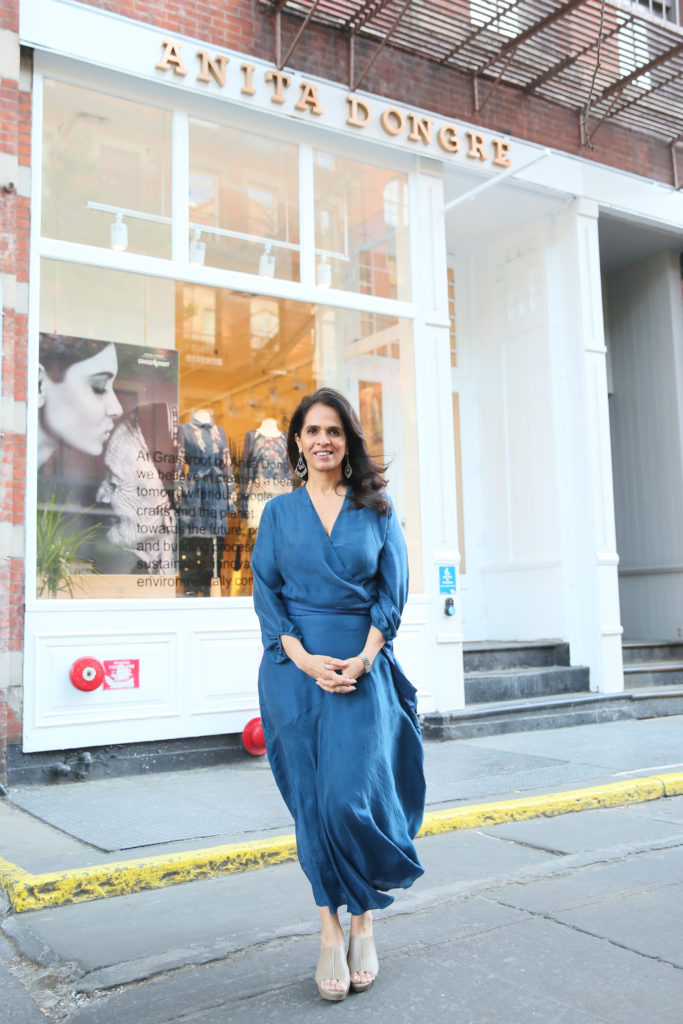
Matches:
[348,911,378,991]
[316,907,350,1000]
[315,945,350,1001]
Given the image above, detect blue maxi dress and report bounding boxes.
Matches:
[252,487,425,915]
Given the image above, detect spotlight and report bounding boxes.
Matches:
[189,230,206,266]
[259,244,276,278]
[317,254,331,288]
[110,213,128,252]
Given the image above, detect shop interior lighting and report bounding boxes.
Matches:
[316,254,332,288]
[110,213,128,252]
[259,244,276,278]
[189,230,206,266]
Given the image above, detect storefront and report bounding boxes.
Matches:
[17,0,683,754]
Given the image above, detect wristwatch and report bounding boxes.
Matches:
[359,653,372,675]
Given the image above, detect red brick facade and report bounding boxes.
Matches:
[0,0,28,782]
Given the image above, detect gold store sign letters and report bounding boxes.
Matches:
[155,40,511,168]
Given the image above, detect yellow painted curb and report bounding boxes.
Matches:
[659,772,683,796]
[417,775,669,836]
[1,772,681,913]
[0,834,298,914]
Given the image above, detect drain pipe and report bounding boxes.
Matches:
[444,147,552,212]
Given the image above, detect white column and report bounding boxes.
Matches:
[553,199,624,692]
[410,160,464,712]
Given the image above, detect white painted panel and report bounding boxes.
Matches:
[503,329,561,562]
[471,224,565,640]
[393,616,434,709]
[191,629,263,715]
[28,630,180,753]
[32,630,179,722]
[482,566,566,640]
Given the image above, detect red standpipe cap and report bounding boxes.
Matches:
[69,657,105,692]
[242,717,266,756]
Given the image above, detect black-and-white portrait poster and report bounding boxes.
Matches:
[37,334,179,595]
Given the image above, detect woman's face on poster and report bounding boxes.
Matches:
[39,343,123,457]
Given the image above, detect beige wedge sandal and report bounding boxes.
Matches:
[347,934,379,993]
[315,945,350,1002]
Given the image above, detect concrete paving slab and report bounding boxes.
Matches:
[627,797,683,825]
[479,799,683,854]
[66,881,683,1024]
[0,800,92,864]
[486,844,683,915]
[8,762,293,852]
[553,880,683,966]
[467,716,683,774]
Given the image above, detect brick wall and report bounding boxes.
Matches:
[0,0,28,784]
[77,0,678,186]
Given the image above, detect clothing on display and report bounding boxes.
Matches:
[175,410,237,595]
[239,419,293,527]
[175,412,237,536]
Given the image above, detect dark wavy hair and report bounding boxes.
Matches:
[287,387,390,515]
[39,333,112,382]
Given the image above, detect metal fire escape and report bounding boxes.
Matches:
[261,0,683,180]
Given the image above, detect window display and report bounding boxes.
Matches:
[36,266,421,599]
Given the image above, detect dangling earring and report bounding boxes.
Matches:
[343,454,352,479]
[295,451,308,478]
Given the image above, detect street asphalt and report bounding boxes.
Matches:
[0,715,681,1021]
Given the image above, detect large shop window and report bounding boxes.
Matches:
[189,118,300,281]
[36,263,421,599]
[42,81,172,258]
[35,81,420,601]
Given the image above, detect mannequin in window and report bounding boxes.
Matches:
[240,416,293,529]
[175,407,236,596]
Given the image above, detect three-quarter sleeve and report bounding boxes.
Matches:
[370,503,409,642]
[252,499,304,662]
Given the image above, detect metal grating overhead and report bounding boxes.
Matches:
[261,0,683,143]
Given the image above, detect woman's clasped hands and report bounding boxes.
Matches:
[301,653,365,694]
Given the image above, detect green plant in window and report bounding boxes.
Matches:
[36,492,101,598]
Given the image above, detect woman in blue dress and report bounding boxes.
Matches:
[252,387,425,1002]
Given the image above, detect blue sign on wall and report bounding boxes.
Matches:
[438,565,457,594]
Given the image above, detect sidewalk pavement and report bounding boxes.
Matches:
[1,716,681,915]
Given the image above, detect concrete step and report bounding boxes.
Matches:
[463,640,570,672]
[622,641,683,664]
[465,664,590,704]
[623,661,683,689]
[422,687,683,741]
